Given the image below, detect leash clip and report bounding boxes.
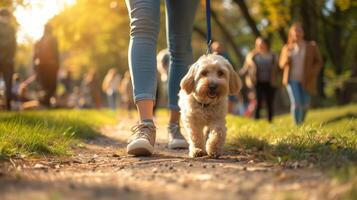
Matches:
[206,40,212,55]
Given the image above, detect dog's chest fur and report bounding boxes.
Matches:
[179,91,227,124]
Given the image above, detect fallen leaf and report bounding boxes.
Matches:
[33,163,48,169]
[194,174,212,181]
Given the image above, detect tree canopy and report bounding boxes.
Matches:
[4,0,357,85]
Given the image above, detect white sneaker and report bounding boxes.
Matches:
[168,123,188,149]
[127,122,156,156]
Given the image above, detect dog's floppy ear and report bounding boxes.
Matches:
[224,59,242,95]
[229,70,242,95]
[180,64,197,94]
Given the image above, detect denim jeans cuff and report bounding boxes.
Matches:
[134,93,156,103]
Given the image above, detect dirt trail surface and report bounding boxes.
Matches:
[0,118,346,200]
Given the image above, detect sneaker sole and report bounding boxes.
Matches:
[127,139,154,156]
[127,147,153,156]
[168,139,189,149]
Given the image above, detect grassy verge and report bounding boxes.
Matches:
[226,104,357,166]
[328,165,357,200]
[0,109,117,158]
[225,104,357,199]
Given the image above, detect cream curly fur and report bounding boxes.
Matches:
[179,54,242,158]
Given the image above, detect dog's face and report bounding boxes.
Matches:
[181,54,242,104]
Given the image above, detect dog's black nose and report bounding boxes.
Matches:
[209,83,217,91]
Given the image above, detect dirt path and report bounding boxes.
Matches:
[0,118,346,200]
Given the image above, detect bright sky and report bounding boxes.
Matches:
[14,0,76,44]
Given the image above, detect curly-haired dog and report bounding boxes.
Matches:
[179,54,242,158]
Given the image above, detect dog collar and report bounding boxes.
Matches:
[195,99,211,108]
[198,102,210,108]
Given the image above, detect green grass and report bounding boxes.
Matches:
[0,105,356,198]
[225,104,357,198]
[0,109,117,158]
[327,165,357,200]
[226,104,357,166]
[1,104,355,165]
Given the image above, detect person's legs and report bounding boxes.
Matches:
[301,87,311,122]
[107,94,112,109]
[125,0,160,155]
[44,73,58,108]
[107,93,116,110]
[294,82,310,123]
[165,0,198,112]
[266,83,275,123]
[137,100,154,120]
[126,0,160,116]
[287,81,303,125]
[2,65,13,110]
[254,82,263,120]
[165,0,198,149]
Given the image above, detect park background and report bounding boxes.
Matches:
[0,0,356,199]
[1,0,356,107]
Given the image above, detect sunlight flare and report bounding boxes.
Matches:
[14,0,76,44]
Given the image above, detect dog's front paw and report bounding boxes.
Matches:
[207,152,221,159]
[189,148,207,158]
[207,146,222,159]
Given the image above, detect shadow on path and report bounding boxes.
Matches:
[323,112,357,125]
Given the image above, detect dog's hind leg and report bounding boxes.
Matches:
[206,125,226,158]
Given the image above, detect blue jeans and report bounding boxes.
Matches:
[125,0,199,110]
[107,92,118,110]
[286,80,311,125]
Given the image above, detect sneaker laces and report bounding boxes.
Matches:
[130,123,156,141]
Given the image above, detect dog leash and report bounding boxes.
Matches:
[205,0,212,55]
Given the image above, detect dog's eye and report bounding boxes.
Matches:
[217,70,224,77]
[201,70,208,77]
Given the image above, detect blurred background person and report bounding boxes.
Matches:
[155,49,170,114]
[33,23,59,108]
[240,37,279,122]
[102,68,121,110]
[11,73,21,110]
[231,93,246,116]
[11,74,43,110]
[279,22,323,125]
[0,8,17,110]
[243,91,257,118]
[61,69,73,97]
[57,68,74,108]
[67,86,82,109]
[81,69,102,109]
[119,70,134,117]
[211,41,232,63]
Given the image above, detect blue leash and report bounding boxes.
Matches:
[205,0,212,55]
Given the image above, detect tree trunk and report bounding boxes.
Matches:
[278,27,287,43]
[193,25,208,41]
[300,0,318,41]
[233,0,261,38]
[351,51,357,78]
[321,6,344,75]
[210,9,244,64]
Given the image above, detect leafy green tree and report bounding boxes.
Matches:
[9,0,356,102]
[49,0,130,78]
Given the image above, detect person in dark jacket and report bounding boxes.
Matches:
[0,9,16,110]
[33,23,59,107]
[240,37,279,122]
